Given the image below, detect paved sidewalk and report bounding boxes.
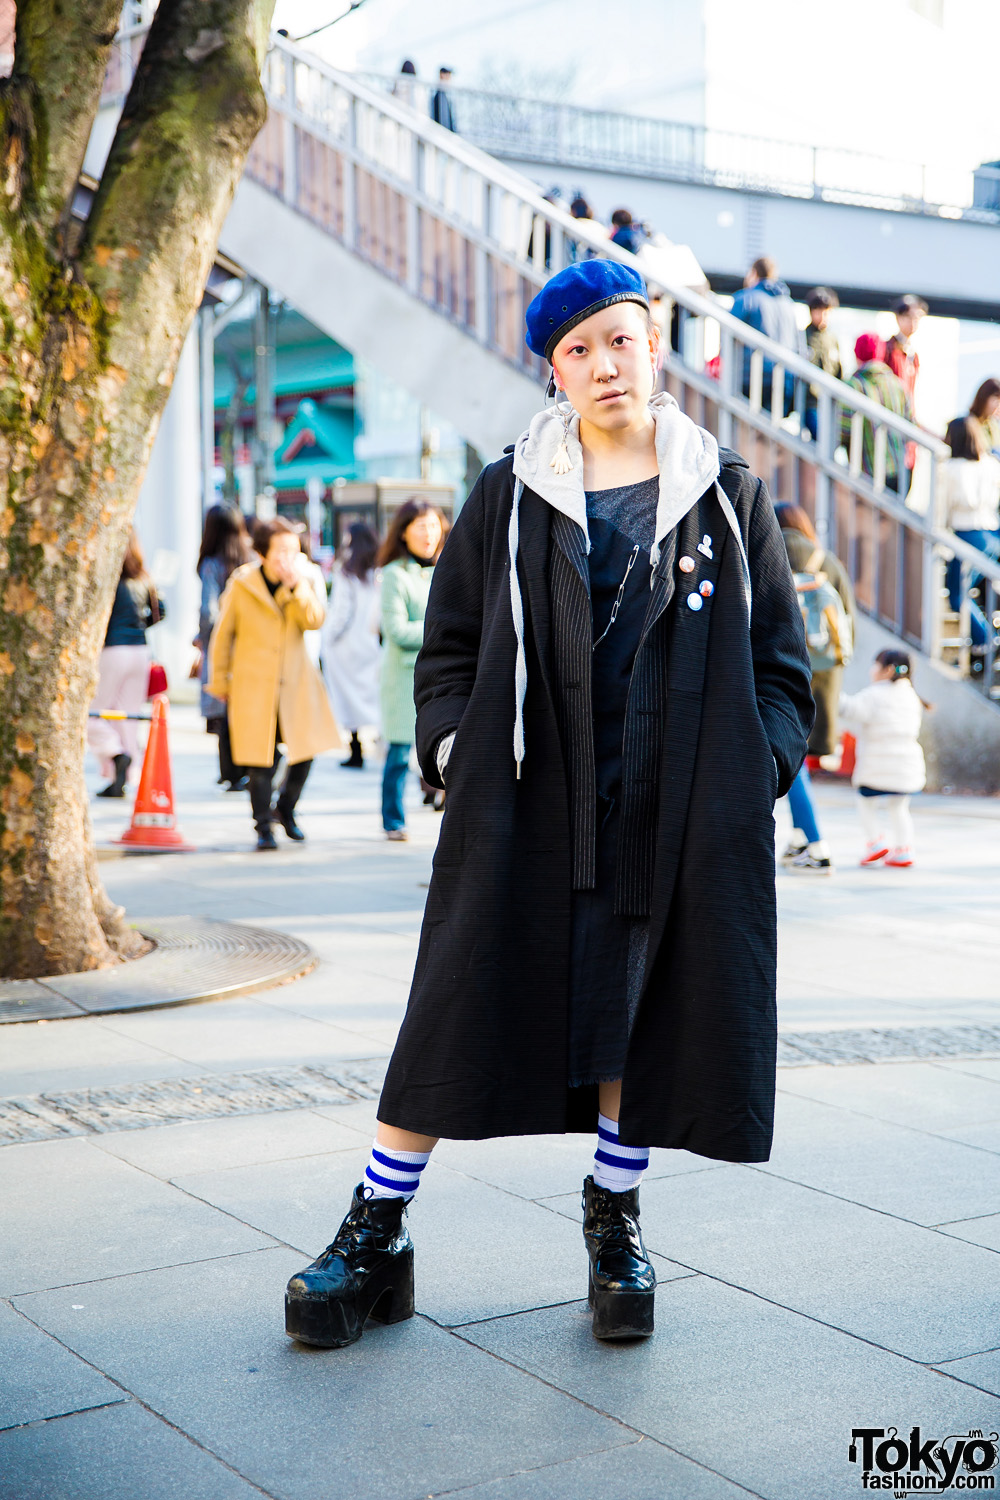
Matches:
[2,707,1000,1499]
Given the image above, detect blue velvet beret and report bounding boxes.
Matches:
[525,260,649,361]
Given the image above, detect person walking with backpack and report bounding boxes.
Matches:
[774,506,854,877]
[776,505,855,760]
[839,649,927,868]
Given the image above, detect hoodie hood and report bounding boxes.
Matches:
[511,391,720,567]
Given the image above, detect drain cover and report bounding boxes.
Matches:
[0,917,316,1023]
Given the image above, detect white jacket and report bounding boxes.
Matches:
[941,455,1000,533]
[321,568,382,731]
[839,679,925,793]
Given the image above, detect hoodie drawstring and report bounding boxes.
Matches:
[714,481,753,623]
[508,477,527,779]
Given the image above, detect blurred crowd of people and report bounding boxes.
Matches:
[89,499,450,852]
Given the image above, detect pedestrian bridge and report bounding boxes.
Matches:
[96,29,1000,767]
[356,72,1000,322]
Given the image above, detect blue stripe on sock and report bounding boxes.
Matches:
[371,1146,427,1173]
[595,1147,649,1170]
[597,1122,620,1144]
[365,1165,419,1193]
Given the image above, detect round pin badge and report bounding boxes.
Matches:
[699,579,714,598]
[679,556,695,573]
[686,593,703,612]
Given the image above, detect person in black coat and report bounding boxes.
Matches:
[429,66,457,132]
[284,261,814,1351]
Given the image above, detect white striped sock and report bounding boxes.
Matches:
[364,1140,432,1200]
[593,1113,649,1193]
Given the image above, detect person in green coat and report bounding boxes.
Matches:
[377,499,446,839]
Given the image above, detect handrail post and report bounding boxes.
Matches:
[281,53,297,208]
[405,134,420,294]
[814,390,833,547]
[343,94,357,249]
[716,326,734,449]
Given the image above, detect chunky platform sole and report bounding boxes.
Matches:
[285,1247,414,1348]
[589,1271,654,1340]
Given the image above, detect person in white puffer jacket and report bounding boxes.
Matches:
[839,649,927,869]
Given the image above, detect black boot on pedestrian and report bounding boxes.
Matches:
[582,1175,655,1341]
[272,801,305,841]
[340,732,364,770]
[285,1182,414,1348]
[97,753,131,799]
[255,826,278,851]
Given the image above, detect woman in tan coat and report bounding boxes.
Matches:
[208,517,340,849]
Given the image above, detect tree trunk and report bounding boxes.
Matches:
[0,0,274,978]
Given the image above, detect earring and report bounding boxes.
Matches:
[550,397,574,475]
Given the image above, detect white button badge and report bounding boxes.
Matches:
[687,593,704,612]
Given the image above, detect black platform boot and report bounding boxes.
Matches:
[97,752,131,798]
[285,1182,414,1348]
[582,1175,655,1340]
[340,732,364,769]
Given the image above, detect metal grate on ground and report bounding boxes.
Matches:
[0,917,317,1023]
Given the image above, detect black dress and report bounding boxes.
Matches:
[568,476,659,1087]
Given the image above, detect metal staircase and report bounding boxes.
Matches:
[101,28,1000,704]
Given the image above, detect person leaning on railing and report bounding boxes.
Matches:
[840,334,912,492]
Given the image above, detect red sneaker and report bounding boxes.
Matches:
[884,849,914,868]
[860,844,889,866]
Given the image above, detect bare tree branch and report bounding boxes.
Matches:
[2,0,124,241]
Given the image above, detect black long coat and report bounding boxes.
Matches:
[377,448,814,1161]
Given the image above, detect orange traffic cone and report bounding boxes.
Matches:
[114,698,196,853]
[839,731,857,780]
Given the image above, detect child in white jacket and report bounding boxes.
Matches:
[839,649,926,868]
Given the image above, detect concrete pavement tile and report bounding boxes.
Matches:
[553,1164,1000,1363]
[935,1215,1000,1253]
[434,1437,751,1499]
[0,1138,272,1297]
[935,1349,1000,1397]
[170,1150,691,1325]
[775,1060,1000,1131]
[433,1132,724,1202]
[311,1098,382,1134]
[935,1058,1000,1085]
[91,1107,370,1178]
[0,1401,265,1500]
[758,1091,1000,1225]
[461,1276,1000,1500]
[0,1303,124,1431]
[97,997,388,1070]
[16,1248,634,1500]
[0,1016,215,1100]
[934,1120,1000,1153]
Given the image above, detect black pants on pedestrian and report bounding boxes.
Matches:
[247,732,312,834]
[206,715,239,785]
